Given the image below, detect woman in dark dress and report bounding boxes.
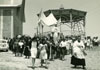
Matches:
[23,36,31,59]
[24,44,31,59]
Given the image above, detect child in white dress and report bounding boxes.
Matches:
[39,40,48,69]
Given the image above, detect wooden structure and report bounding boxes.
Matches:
[42,8,87,36]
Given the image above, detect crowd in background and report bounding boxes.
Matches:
[5,33,100,69]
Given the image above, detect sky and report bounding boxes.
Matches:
[23,0,100,37]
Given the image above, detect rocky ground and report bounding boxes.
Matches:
[0,46,100,70]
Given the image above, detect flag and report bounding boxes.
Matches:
[57,17,61,25]
[38,9,46,26]
[42,12,57,26]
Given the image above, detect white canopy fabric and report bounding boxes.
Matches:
[38,10,46,26]
[42,13,57,26]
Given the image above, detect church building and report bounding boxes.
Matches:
[0,0,25,39]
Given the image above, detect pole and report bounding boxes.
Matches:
[37,27,38,36]
[59,8,62,33]
[34,27,38,36]
[60,20,61,33]
[70,10,73,36]
[49,43,52,59]
[83,17,86,37]
[42,25,43,36]
[38,22,40,37]
[0,10,3,39]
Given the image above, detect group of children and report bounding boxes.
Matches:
[30,36,73,69]
[31,37,48,69]
[30,36,100,69]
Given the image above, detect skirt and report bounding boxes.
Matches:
[71,56,86,66]
[24,47,31,56]
[40,50,47,59]
[31,48,37,58]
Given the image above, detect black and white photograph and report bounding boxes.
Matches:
[0,0,100,70]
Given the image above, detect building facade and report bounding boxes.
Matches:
[0,0,25,39]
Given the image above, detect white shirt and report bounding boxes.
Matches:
[65,40,70,49]
[18,42,24,46]
[87,39,91,46]
[73,40,85,59]
[59,41,66,47]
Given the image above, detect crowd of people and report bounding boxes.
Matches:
[6,25,100,69]
[6,33,100,69]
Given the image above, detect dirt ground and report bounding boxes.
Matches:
[0,46,100,70]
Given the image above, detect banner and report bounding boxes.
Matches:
[42,13,57,26]
[38,9,46,26]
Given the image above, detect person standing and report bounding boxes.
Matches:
[52,25,60,58]
[18,40,24,56]
[65,37,70,55]
[71,36,87,69]
[13,39,20,56]
[39,39,48,69]
[31,37,37,68]
[59,38,66,60]
[24,45,31,59]
[87,38,92,49]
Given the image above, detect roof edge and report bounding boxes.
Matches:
[0,4,21,7]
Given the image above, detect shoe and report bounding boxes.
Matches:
[74,65,77,68]
[45,66,48,69]
[40,65,43,68]
[32,66,35,69]
[83,66,86,70]
[49,59,54,61]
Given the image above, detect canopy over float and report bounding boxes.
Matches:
[37,8,87,36]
